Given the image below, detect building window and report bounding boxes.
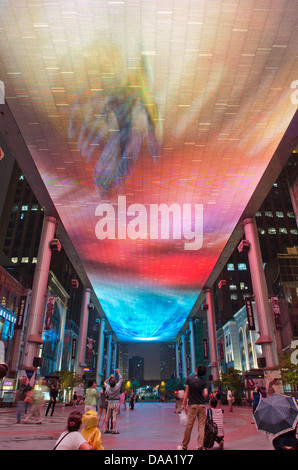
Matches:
[268,227,276,234]
[265,211,273,217]
[238,263,247,270]
[240,282,247,290]
[227,263,234,271]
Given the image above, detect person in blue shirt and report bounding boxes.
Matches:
[251,386,261,423]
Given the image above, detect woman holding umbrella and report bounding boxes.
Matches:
[253,393,298,450]
[272,427,298,450]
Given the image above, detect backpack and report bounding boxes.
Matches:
[204,408,218,449]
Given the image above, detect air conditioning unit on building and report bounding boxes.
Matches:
[238,239,250,253]
[88,303,94,310]
[71,279,79,288]
[218,280,227,289]
[50,238,61,251]
[201,303,208,311]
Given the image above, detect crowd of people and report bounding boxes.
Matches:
[176,365,298,451]
[12,368,137,450]
[54,368,135,450]
[14,377,57,424]
[10,364,298,451]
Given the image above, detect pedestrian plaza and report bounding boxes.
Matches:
[0,402,273,451]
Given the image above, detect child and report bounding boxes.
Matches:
[81,410,104,450]
[209,397,225,450]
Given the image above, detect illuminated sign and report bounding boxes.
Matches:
[0,1,297,341]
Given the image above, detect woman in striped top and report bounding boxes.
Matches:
[209,397,225,450]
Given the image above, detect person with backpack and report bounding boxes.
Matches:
[204,397,224,450]
[177,365,209,450]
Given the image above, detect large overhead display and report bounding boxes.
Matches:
[0,1,297,341]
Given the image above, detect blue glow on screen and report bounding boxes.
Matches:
[96,283,199,342]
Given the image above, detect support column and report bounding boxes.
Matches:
[23,216,57,369]
[175,341,180,379]
[77,287,91,376]
[188,318,196,374]
[242,218,279,368]
[181,333,187,379]
[96,318,105,380]
[206,288,219,382]
[113,341,118,373]
[106,331,113,378]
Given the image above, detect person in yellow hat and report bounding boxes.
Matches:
[81,410,104,450]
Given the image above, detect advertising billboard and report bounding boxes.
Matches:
[0,1,297,341]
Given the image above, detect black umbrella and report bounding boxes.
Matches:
[253,393,298,437]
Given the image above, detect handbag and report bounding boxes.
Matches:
[179,410,188,426]
[204,408,218,449]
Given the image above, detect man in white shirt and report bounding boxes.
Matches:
[104,369,123,434]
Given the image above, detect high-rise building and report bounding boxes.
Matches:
[118,343,129,381]
[129,355,144,382]
[214,151,298,329]
[160,343,176,381]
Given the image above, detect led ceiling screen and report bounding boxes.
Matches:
[0,1,297,341]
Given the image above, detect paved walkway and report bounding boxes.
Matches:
[0,402,274,451]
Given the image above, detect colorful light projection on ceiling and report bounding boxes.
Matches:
[0,1,297,341]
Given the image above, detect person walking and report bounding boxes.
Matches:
[72,391,77,408]
[177,364,209,450]
[104,369,123,434]
[97,385,108,428]
[227,387,234,412]
[129,389,135,410]
[14,387,26,424]
[175,387,185,414]
[45,383,58,417]
[23,388,44,424]
[14,377,31,424]
[119,390,126,413]
[84,380,99,414]
[251,386,262,423]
